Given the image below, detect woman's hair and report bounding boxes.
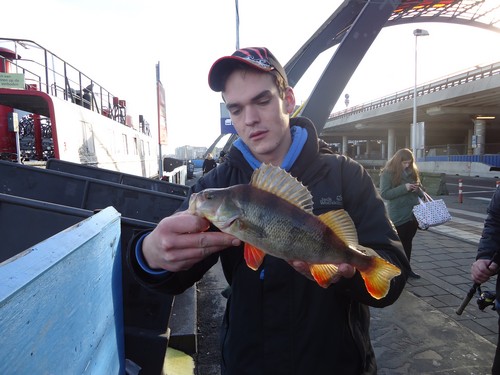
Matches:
[381,148,420,186]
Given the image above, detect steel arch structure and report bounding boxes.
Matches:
[287,0,500,135]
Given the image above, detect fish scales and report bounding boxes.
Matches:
[197,183,361,265]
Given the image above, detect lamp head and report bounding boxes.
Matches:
[413,29,429,37]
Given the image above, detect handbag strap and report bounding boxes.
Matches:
[422,191,433,202]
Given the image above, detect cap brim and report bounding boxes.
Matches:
[208,55,273,92]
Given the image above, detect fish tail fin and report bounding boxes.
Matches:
[244,243,266,271]
[310,264,339,288]
[359,257,401,300]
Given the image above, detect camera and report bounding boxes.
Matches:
[477,290,496,311]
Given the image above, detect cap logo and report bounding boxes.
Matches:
[242,55,272,70]
[235,47,275,71]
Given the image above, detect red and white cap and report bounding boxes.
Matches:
[208,47,287,92]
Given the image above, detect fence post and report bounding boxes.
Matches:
[458,179,463,203]
[436,173,449,195]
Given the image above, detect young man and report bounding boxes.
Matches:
[471,187,500,374]
[127,47,409,374]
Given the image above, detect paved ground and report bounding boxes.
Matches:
[193,191,500,375]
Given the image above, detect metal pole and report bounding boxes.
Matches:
[235,0,240,50]
[412,34,418,157]
[156,62,163,179]
[412,29,429,159]
[15,129,21,163]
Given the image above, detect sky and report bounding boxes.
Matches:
[2,0,500,154]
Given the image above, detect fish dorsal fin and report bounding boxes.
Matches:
[318,209,359,248]
[250,164,313,213]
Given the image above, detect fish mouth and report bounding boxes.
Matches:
[188,191,237,230]
[216,216,237,230]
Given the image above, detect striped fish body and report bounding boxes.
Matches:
[197,183,365,267]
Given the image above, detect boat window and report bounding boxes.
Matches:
[82,122,95,155]
[122,134,128,154]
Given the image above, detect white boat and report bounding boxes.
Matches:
[0,38,159,178]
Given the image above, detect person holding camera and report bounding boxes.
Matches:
[471,187,500,374]
[380,148,424,279]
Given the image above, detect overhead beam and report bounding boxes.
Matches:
[284,0,364,87]
[299,0,402,134]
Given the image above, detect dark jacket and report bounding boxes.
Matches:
[127,117,409,375]
[476,187,500,303]
[202,158,217,174]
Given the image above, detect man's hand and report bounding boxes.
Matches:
[471,259,499,284]
[142,211,241,272]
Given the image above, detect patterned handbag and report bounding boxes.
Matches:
[412,191,452,230]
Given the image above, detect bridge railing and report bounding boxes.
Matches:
[329,62,500,120]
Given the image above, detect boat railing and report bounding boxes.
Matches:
[0,38,146,131]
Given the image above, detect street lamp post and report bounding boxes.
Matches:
[412,28,429,159]
[235,0,240,49]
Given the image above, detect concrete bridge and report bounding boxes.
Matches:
[321,61,500,177]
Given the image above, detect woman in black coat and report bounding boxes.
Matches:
[202,153,217,175]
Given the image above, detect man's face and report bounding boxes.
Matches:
[222,69,295,165]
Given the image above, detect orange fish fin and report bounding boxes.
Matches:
[309,264,339,288]
[244,243,266,271]
[318,209,359,246]
[359,256,401,300]
[250,164,314,213]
